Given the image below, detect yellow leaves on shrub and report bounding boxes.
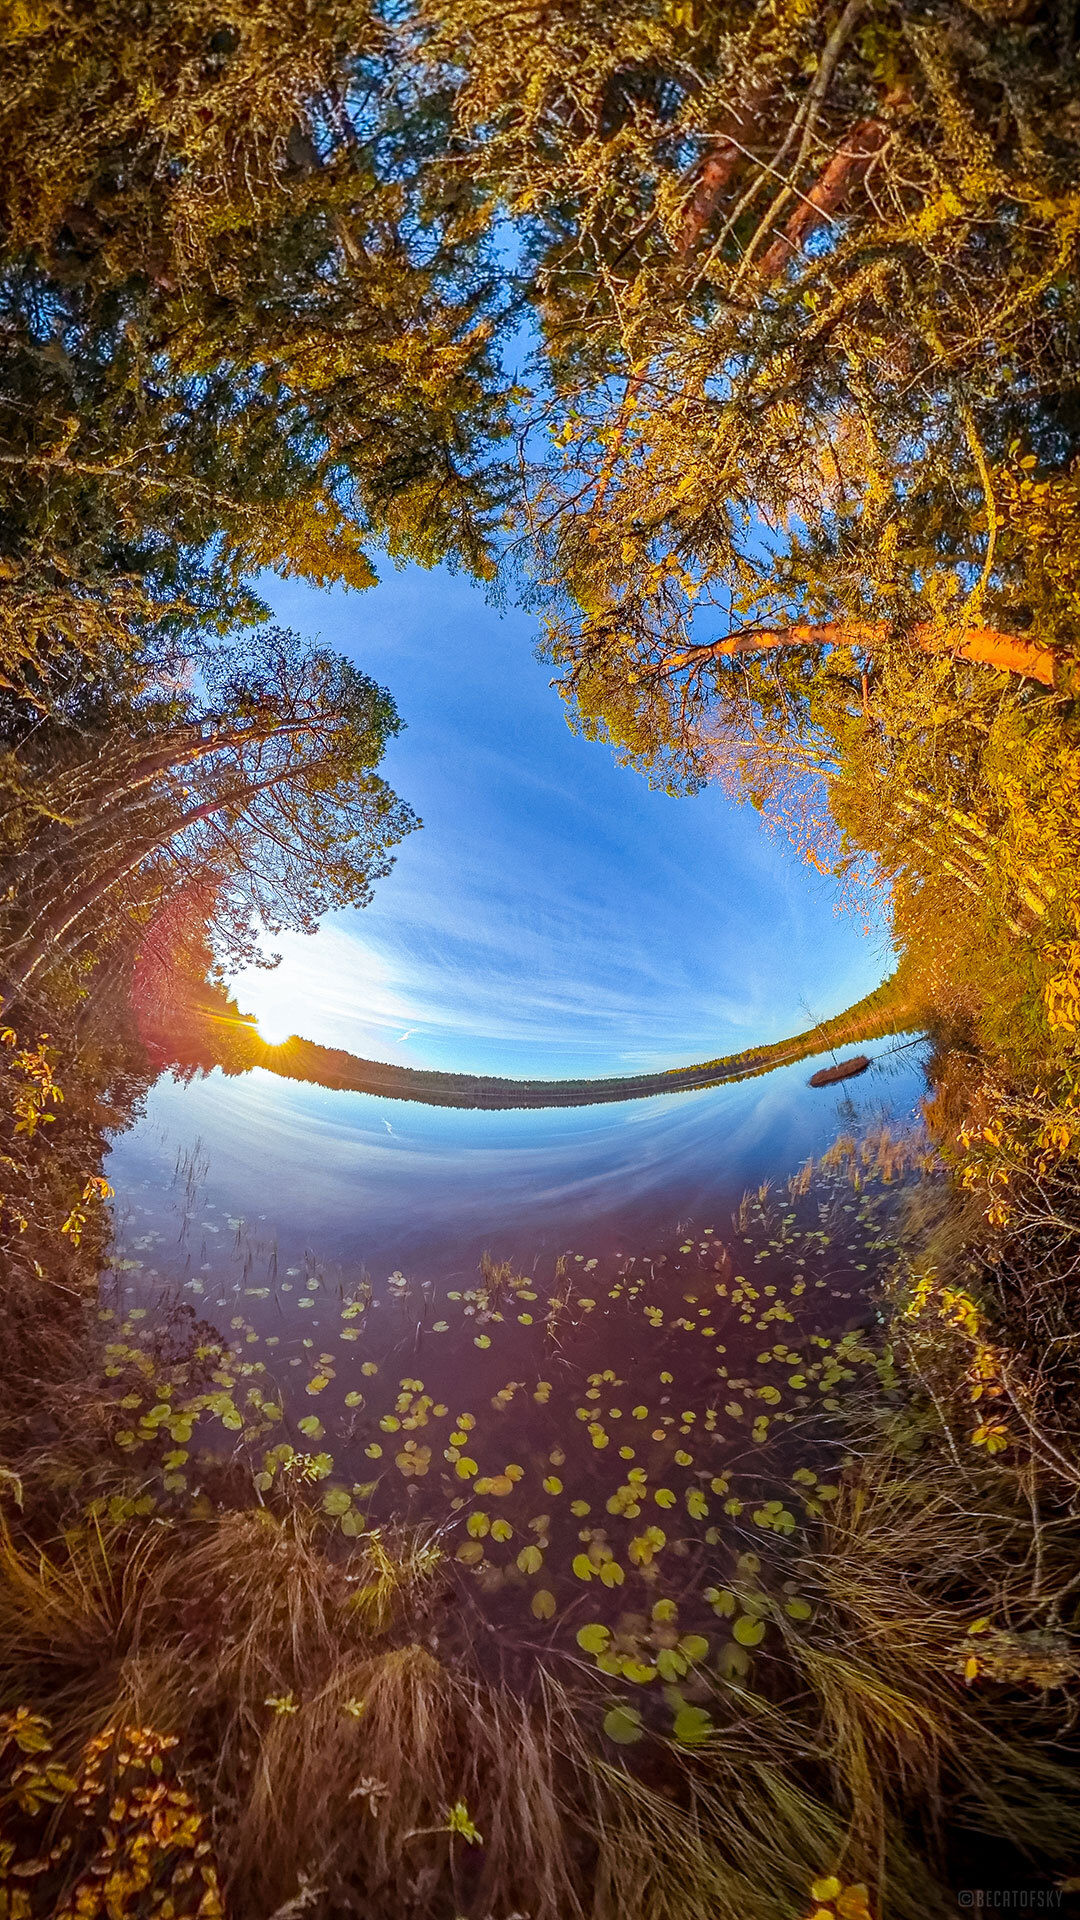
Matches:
[805,1877,872,1920]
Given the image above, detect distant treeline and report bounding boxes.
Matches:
[143,960,910,1108]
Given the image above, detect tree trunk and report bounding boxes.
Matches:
[675,79,775,255]
[756,85,907,281]
[645,619,1067,690]
[5,762,309,997]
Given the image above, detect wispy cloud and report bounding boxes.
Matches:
[234,566,891,1079]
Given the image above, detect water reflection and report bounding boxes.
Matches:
[108,1038,927,1288]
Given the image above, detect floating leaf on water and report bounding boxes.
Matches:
[466,1511,490,1538]
[603,1705,643,1745]
[678,1634,710,1663]
[340,1511,365,1537]
[572,1554,594,1582]
[686,1489,708,1520]
[531,1589,557,1620]
[490,1518,513,1543]
[717,1641,752,1680]
[628,1527,666,1568]
[620,1658,657,1685]
[455,1457,478,1480]
[488,1474,514,1497]
[654,1488,676,1510]
[297,1416,324,1440]
[322,1489,351,1515]
[656,1647,688,1682]
[517,1544,543,1575]
[456,1540,485,1565]
[733,1615,766,1647]
[599,1560,625,1589]
[784,1597,813,1621]
[651,1598,678,1624]
[344,1391,364,1409]
[577,1623,611,1655]
[672,1705,713,1746]
[570,1500,591,1518]
[542,1476,563,1496]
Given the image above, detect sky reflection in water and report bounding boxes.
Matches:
[109,1042,927,1293]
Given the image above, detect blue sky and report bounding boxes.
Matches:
[234,564,890,1077]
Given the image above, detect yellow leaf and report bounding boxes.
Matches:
[811,1879,843,1904]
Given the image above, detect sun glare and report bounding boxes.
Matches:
[257,1015,296,1049]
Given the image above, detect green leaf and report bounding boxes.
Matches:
[576,1623,611,1654]
[678,1634,709,1663]
[672,1705,713,1746]
[733,1614,766,1647]
[603,1704,643,1745]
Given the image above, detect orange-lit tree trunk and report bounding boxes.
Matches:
[675,78,775,255]
[646,620,1068,690]
[755,111,894,279]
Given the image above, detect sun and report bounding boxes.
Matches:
[257,1014,296,1049]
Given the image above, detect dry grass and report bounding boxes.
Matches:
[2,1456,1079,1920]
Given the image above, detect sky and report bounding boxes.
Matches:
[233,563,891,1078]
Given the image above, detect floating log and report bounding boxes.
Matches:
[808,1053,872,1088]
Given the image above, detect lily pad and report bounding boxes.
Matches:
[602,1704,643,1745]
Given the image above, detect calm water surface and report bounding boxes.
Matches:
[101,1038,928,1674]
[107,1039,927,1293]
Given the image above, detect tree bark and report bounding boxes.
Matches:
[643,619,1068,689]
[756,89,906,280]
[675,80,774,255]
[5,761,312,997]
